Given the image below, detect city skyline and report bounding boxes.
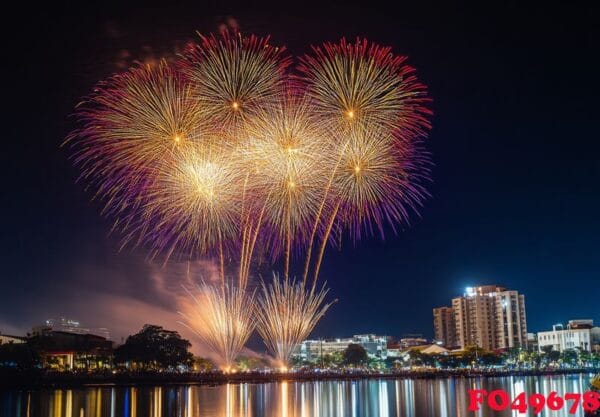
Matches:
[2,282,595,345]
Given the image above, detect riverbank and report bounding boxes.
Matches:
[1,368,597,390]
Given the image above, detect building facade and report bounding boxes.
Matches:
[434,285,528,351]
[537,320,600,353]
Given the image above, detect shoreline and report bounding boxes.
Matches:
[1,368,597,391]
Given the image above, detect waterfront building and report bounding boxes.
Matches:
[387,336,429,350]
[537,319,600,353]
[295,334,388,362]
[434,285,528,350]
[32,330,113,370]
[387,343,449,361]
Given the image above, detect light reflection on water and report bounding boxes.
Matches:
[0,374,593,417]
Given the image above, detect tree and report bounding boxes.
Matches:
[405,349,426,367]
[437,354,457,369]
[480,351,503,367]
[528,351,542,369]
[343,344,368,367]
[193,357,215,372]
[560,349,578,367]
[236,355,269,371]
[592,352,600,367]
[114,325,193,370]
[541,346,560,365]
[461,345,487,367]
[321,352,343,368]
[368,355,387,370]
[576,349,592,367]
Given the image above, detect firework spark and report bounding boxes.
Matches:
[255,276,334,368]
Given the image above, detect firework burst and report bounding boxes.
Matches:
[331,122,430,241]
[297,38,431,142]
[255,276,334,368]
[123,143,245,274]
[300,124,430,284]
[180,30,291,135]
[65,61,207,219]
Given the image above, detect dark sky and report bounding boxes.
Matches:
[2,2,598,350]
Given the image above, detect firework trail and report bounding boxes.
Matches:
[255,276,334,368]
[180,282,256,370]
[297,39,432,283]
[239,89,336,279]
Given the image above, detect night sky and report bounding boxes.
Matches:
[2,2,598,351]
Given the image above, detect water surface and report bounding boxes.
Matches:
[1,374,594,416]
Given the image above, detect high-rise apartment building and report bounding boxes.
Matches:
[494,289,528,349]
[433,307,457,348]
[434,285,527,350]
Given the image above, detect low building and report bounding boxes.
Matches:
[537,320,600,353]
[387,335,429,350]
[403,344,449,356]
[389,344,449,361]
